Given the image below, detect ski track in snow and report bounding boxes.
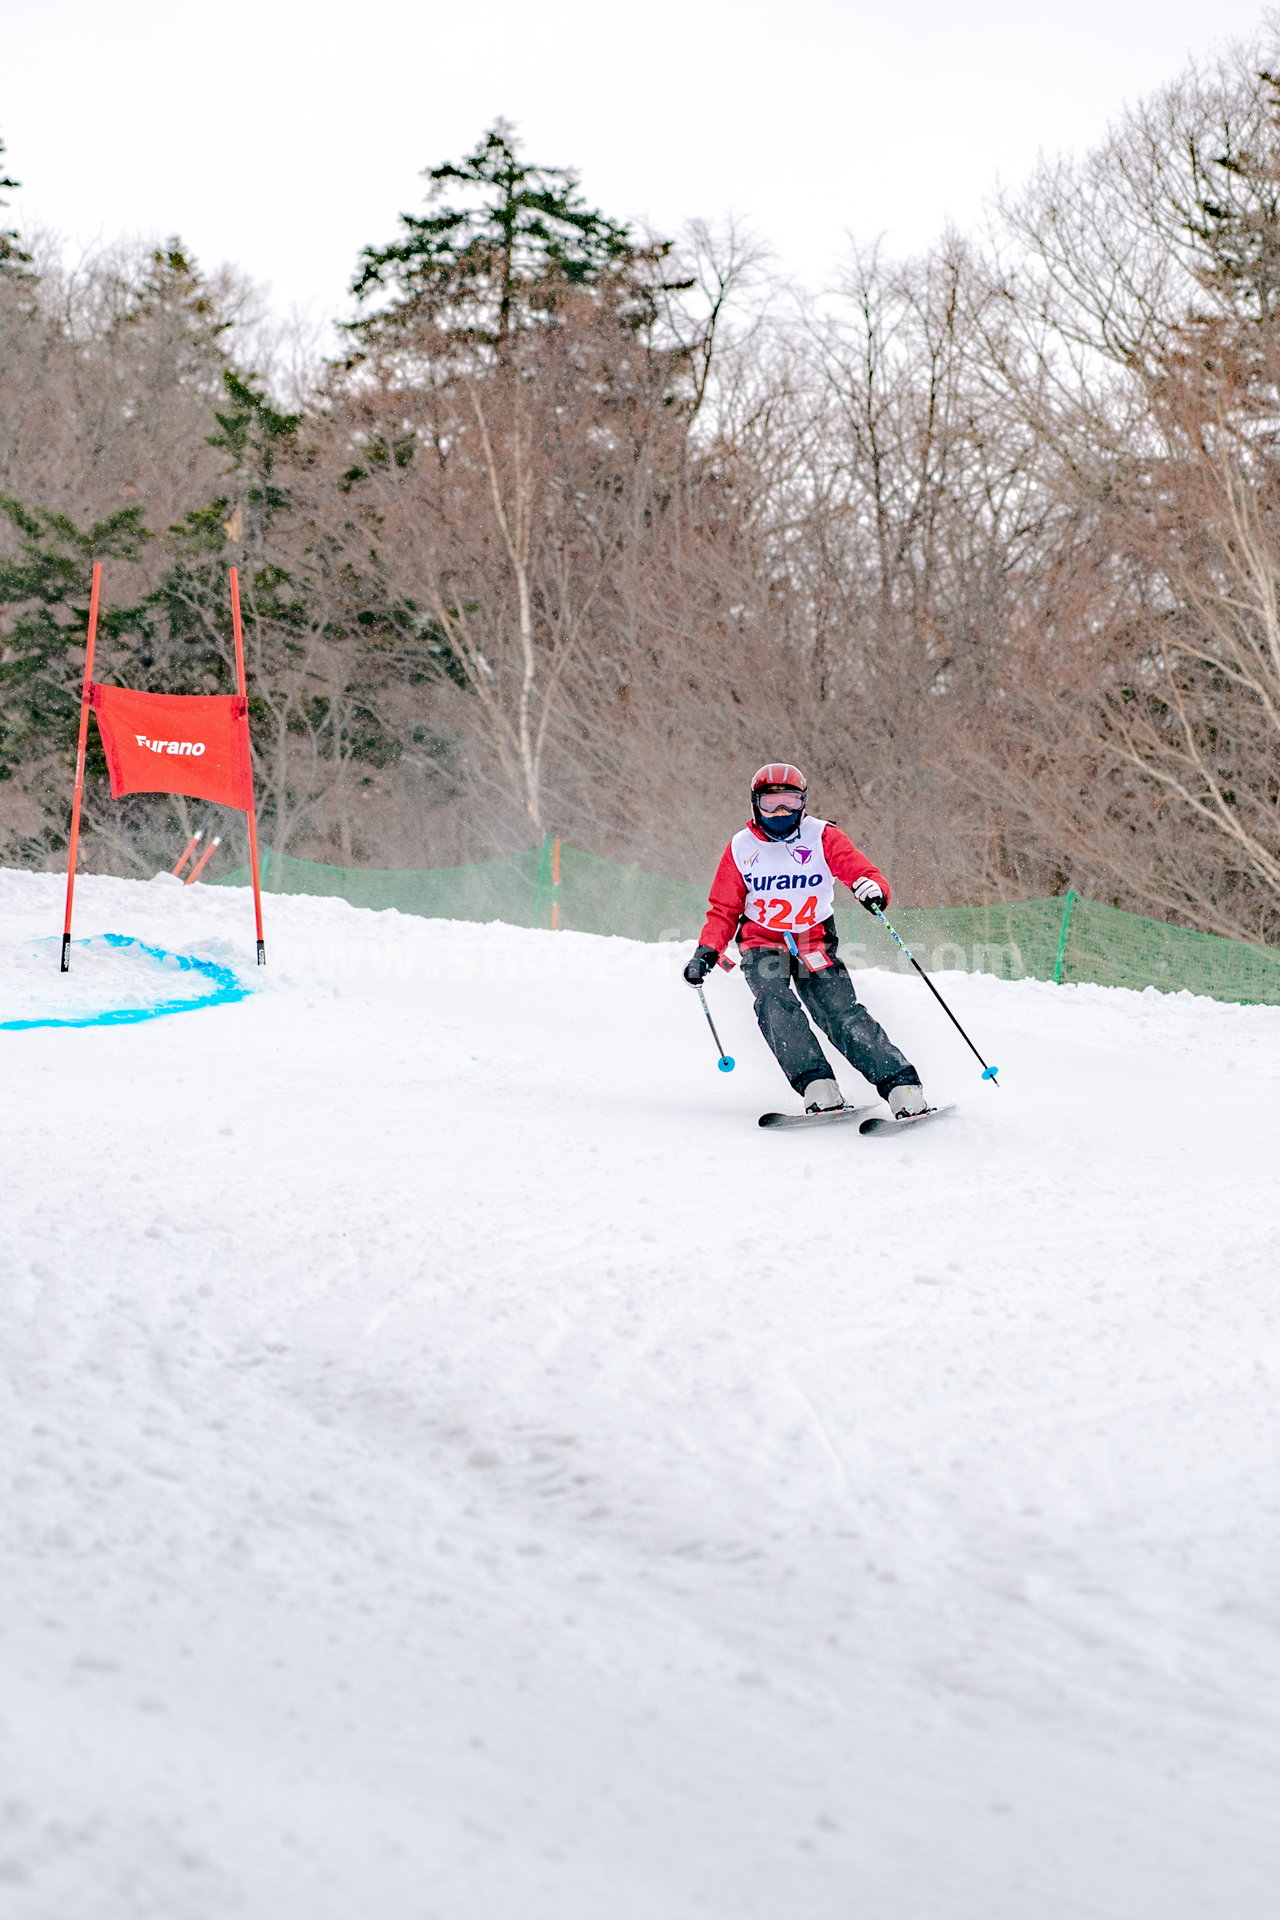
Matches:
[2,867,1278,1919]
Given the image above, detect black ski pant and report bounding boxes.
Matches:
[740,941,919,1099]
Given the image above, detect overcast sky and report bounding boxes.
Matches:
[2,0,1275,326]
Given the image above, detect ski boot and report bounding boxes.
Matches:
[804,1077,845,1115]
[887,1083,929,1118]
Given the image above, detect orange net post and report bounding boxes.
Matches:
[228,567,266,964]
[60,561,102,972]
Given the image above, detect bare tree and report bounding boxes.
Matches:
[967,37,1280,937]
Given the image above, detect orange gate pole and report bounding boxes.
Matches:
[172,828,203,877]
[551,836,561,931]
[185,834,222,884]
[228,566,266,965]
[60,561,102,972]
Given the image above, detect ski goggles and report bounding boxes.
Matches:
[756,786,806,811]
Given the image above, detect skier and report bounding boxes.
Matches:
[683,764,929,1117]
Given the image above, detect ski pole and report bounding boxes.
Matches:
[695,985,735,1072]
[870,904,999,1084]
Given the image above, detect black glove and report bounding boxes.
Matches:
[683,944,719,986]
[851,877,886,913]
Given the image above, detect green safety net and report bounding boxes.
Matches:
[215,845,1280,1007]
[228,845,551,925]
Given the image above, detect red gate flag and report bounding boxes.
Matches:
[89,685,255,811]
[62,566,266,971]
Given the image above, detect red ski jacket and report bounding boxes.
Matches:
[698,818,890,957]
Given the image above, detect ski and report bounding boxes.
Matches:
[858,1103,957,1136]
[758,1103,881,1131]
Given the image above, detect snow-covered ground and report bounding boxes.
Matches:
[3,866,1279,1920]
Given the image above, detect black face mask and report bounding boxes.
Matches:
[754,800,805,840]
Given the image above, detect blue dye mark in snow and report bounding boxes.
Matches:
[0,933,251,1031]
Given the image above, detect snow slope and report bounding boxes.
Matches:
[2,867,1279,1920]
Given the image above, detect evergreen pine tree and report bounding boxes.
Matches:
[110,241,236,393]
[0,134,32,273]
[208,369,304,550]
[348,120,650,350]
[1183,71,1280,327]
[0,498,150,804]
